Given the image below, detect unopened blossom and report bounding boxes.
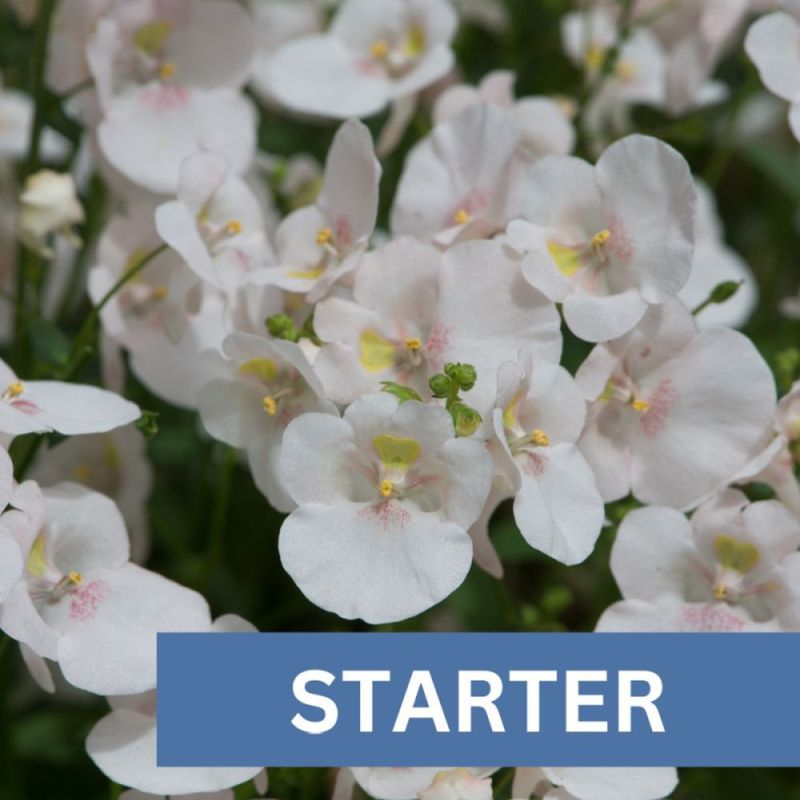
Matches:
[263,0,458,119]
[278,392,493,623]
[597,490,800,633]
[87,614,265,796]
[198,333,338,511]
[255,119,380,302]
[156,151,274,294]
[419,769,492,800]
[745,9,800,141]
[576,300,776,508]
[30,426,154,563]
[98,86,257,194]
[392,104,523,246]
[512,766,679,800]
[85,0,256,110]
[678,181,757,329]
[345,768,497,800]
[0,483,211,695]
[504,134,695,343]
[470,350,604,578]
[0,356,140,438]
[18,170,84,258]
[433,71,575,161]
[313,238,562,417]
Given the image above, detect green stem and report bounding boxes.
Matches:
[58,242,168,381]
[13,0,58,374]
[13,435,45,482]
[206,447,238,584]
[492,767,515,799]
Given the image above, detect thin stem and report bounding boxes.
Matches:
[206,447,238,585]
[58,242,168,381]
[13,0,58,374]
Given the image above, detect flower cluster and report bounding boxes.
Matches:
[0,1,799,799]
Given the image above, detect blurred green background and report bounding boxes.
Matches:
[1,0,799,797]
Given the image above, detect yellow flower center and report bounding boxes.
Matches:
[225,219,243,236]
[3,381,23,400]
[529,429,550,447]
[263,395,277,416]
[379,478,394,498]
[592,228,611,247]
[454,208,472,225]
[404,337,422,352]
[316,227,333,246]
[631,398,650,413]
[371,40,390,59]
[159,61,176,81]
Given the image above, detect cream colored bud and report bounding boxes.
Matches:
[19,170,84,257]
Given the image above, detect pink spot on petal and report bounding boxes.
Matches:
[681,604,744,632]
[608,214,634,263]
[355,58,383,76]
[446,188,492,227]
[10,399,40,415]
[522,451,549,477]
[69,579,110,622]
[358,500,411,531]
[335,216,353,249]
[640,377,679,438]
[140,85,190,112]
[424,322,450,371]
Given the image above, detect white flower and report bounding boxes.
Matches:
[85,0,256,110]
[98,86,257,194]
[313,238,562,417]
[432,70,575,161]
[470,350,604,577]
[278,392,493,623]
[30,426,154,563]
[0,78,67,160]
[513,766,678,800]
[576,300,776,508]
[391,104,523,246]
[504,135,695,343]
[262,0,458,118]
[18,170,84,258]
[419,769,492,800]
[0,356,140,438]
[0,483,211,695]
[347,767,497,800]
[745,9,800,141]
[597,490,800,633]
[198,332,338,511]
[677,181,757,329]
[254,119,380,302]
[156,151,275,295]
[86,614,265,797]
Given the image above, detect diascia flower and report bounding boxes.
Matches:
[342,767,497,800]
[512,766,679,800]
[30,426,154,563]
[432,70,575,162]
[198,332,338,512]
[156,151,275,295]
[262,0,457,119]
[575,300,775,508]
[0,357,140,437]
[255,119,381,303]
[596,491,800,633]
[278,392,493,623]
[86,614,266,796]
[313,238,562,417]
[677,181,757,330]
[98,86,257,194]
[503,134,696,342]
[85,0,255,110]
[0,447,20,603]
[470,350,604,578]
[391,104,523,247]
[745,7,800,141]
[0,483,211,695]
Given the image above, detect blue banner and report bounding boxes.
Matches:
[157,632,800,767]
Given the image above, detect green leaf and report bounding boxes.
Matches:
[29,320,71,367]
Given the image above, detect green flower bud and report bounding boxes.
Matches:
[135,410,159,438]
[429,373,453,398]
[266,314,300,342]
[444,362,477,391]
[451,401,481,437]
[381,382,422,403]
[709,280,743,304]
